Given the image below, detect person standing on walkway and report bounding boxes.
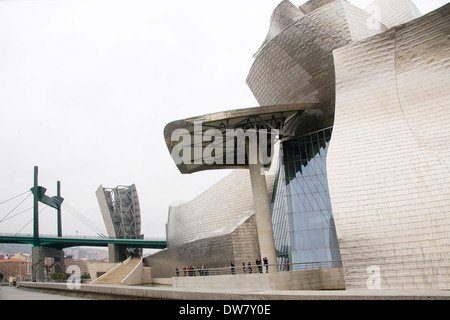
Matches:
[230,261,235,275]
[263,257,269,273]
[256,259,262,273]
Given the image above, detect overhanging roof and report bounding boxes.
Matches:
[164,103,331,174]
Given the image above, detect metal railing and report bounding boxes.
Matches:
[174,260,342,277]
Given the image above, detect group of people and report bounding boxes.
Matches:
[174,257,270,277]
[175,257,270,277]
[231,257,269,275]
[175,265,210,277]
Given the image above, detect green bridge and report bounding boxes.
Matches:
[0,234,166,250]
[0,166,167,282]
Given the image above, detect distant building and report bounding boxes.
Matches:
[0,253,32,282]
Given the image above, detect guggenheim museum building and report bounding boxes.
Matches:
[145,0,450,290]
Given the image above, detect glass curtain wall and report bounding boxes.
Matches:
[271,127,341,270]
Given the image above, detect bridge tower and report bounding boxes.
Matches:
[96,184,143,262]
[30,166,65,282]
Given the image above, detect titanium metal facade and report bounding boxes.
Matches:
[368,0,421,28]
[157,0,449,290]
[246,0,450,290]
[247,0,384,107]
[146,170,274,277]
[328,4,450,290]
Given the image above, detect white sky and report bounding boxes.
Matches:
[0,0,447,238]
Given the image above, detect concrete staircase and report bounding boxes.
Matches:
[92,257,141,285]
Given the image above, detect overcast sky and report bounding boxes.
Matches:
[0,0,447,239]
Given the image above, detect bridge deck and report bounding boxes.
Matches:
[0,235,166,250]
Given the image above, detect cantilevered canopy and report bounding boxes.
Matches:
[164,103,331,174]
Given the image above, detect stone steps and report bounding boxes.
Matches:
[94,257,141,285]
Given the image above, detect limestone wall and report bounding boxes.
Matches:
[172,267,345,291]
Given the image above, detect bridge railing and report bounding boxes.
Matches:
[174,260,342,277]
[0,232,165,242]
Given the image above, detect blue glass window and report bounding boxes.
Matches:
[271,127,341,269]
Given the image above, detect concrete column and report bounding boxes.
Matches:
[108,243,128,263]
[32,246,65,282]
[32,247,44,282]
[248,161,277,272]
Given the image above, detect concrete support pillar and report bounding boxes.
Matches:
[31,247,44,282]
[248,162,277,272]
[32,246,65,282]
[108,243,128,263]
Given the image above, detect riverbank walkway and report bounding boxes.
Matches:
[0,285,93,300]
[4,282,449,300]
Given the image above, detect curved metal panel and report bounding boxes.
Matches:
[328,4,450,290]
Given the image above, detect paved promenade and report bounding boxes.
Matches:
[0,285,93,300]
[3,283,446,320]
[13,282,450,300]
